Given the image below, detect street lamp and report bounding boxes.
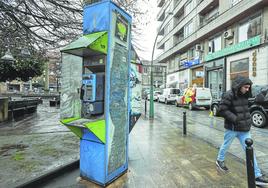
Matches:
[149,11,173,119]
[1,49,15,62]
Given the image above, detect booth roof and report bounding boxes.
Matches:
[60,31,108,57]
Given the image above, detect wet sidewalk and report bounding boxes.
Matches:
[0,100,254,187]
[125,115,248,187]
[0,101,79,188]
[152,101,268,176]
[41,114,249,187]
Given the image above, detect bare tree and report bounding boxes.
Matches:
[0,0,151,52]
[0,0,150,82]
[0,0,83,52]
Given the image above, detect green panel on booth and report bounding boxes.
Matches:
[61,31,108,56]
[84,120,106,143]
[60,117,106,143]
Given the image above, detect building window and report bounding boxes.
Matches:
[230,58,249,80]
[164,22,171,35]
[238,22,249,42]
[184,20,194,37]
[155,66,161,72]
[188,48,195,60]
[185,0,195,15]
[209,36,221,53]
[169,59,175,70]
[143,67,148,74]
[238,14,261,42]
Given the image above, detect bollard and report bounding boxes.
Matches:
[11,101,15,123]
[145,99,147,116]
[183,111,186,135]
[245,138,255,188]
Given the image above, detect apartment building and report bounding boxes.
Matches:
[156,0,268,99]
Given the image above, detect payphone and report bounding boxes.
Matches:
[60,0,132,186]
[81,73,104,117]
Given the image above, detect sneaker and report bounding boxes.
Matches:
[216,160,229,172]
[255,175,268,186]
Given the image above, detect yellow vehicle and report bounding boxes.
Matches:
[175,87,212,110]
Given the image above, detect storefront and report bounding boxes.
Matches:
[166,72,179,88]
[191,66,204,87]
[204,35,263,99]
[183,58,201,88]
[226,45,268,90]
[204,58,225,99]
[178,69,190,90]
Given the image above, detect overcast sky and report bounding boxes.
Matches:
[135,0,160,61]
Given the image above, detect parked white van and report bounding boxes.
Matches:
[158,88,180,104]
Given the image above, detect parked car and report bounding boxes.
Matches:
[147,91,162,101]
[210,85,268,128]
[158,88,180,104]
[175,87,212,110]
[249,85,268,128]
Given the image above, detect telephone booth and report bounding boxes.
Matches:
[60,0,132,186]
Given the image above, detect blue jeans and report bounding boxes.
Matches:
[217,129,262,178]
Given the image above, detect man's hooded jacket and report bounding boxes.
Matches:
[219,76,253,131]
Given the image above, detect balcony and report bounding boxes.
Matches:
[200,12,219,28]
[158,26,164,36]
[157,0,201,49]
[157,7,165,21]
[157,0,264,63]
[174,28,184,45]
[157,0,165,7]
[174,6,184,25]
[199,0,219,15]
[173,0,187,19]
[157,41,165,49]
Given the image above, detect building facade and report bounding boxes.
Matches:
[156,0,268,99]
[142,60,167,96]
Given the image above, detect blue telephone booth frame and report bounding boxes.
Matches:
[60,0,132,186]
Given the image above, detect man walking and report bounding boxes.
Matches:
[216,75,268,186]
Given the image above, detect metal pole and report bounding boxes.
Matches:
[149,11,173,119]
[149,48,155,119]
[245,138,255,188]
[183,111,186,135]
[11,100,15,126]
[145,98,147,116]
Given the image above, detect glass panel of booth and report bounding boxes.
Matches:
[60,54,83,119]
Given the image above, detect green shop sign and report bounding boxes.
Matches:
[205,35,261,62]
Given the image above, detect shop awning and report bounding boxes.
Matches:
[60,31,108,57]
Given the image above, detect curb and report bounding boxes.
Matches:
[15,159,79,188]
